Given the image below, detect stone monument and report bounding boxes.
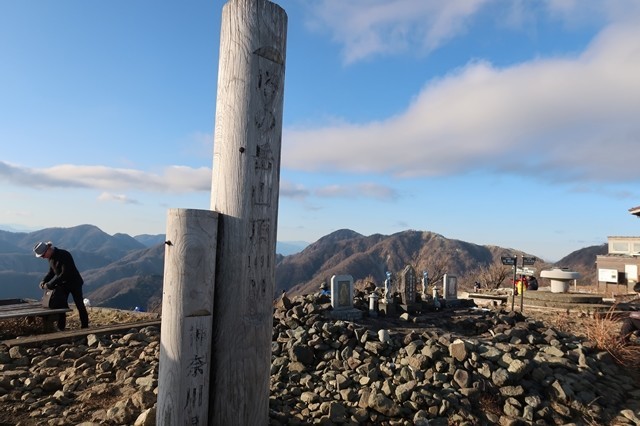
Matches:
[329,274,362,320]
[443,273,458,300]
[398,265,419,313]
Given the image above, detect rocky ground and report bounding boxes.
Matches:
[1,293,640,425]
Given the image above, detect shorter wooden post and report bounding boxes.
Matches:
[157,208,218,426]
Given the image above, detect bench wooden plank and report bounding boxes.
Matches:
[0,302,63,312]
[0,301,71,321]
[0,301,40,313]
[0,303,51,313]
[0,298,29,306]
[467,293,509,301]
[0,301,60,311]
[0,308,71,320]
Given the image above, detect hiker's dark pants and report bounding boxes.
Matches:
[621,317,640,342]
[57,284,89,330]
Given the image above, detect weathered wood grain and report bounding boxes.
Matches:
[157,208,218,426]
[0,300,70,321]
[209,0,287,424]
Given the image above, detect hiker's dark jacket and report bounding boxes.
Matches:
[42,247,84,289]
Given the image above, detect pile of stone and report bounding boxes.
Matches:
[0,327,159,425]
[269,291,640,425]
[1,291,640,425]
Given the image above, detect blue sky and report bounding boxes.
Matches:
[1,0,639,262]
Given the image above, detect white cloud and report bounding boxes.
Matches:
[0,161,211,193]
[309,0,491,63]
[97,192,139,204]
[162,166,211,192]
[307,0,640,63]
[543,0,640,26]
[283,22,640,184]
[280,180,310,199]
[315,183,398,200]
[0,161,398,204]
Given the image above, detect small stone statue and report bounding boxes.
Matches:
[421,271,429,299]
[383,272,392,303]
[432,286,441,310]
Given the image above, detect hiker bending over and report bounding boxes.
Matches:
[34,241,89,331]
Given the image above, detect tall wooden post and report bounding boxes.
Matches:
[209,0,287,425]
[157,208,218,425]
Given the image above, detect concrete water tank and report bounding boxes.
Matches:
[540,268,581,293]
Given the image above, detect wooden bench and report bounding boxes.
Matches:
[0,298,72,332]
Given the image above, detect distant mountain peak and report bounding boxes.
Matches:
[316,229,363,244]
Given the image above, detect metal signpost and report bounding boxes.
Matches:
[501,256,517,311]
[502,255,536,311]
[519,257,537,310]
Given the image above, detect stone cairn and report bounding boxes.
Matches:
[271,290,640,425]
[1,290,640,425]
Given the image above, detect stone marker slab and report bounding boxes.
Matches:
[443,274,458,300]
[398,265,417,305]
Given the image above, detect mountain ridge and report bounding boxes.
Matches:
[0,225,605,310]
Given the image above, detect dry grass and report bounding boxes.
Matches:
[0,306,158,341]
[547,309,576,333]
[544,309,592,337]
[0,316,46,340]
[583,305,640,369]
[474,392,502,418]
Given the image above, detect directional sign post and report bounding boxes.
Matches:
[502,255,536,312]
[516,267,536,276]
[501,256,517,311]
[501,256,517,266]
[519,256,536,312]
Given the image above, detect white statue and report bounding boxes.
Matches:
[383,272,392,303]
[421,271,428,299]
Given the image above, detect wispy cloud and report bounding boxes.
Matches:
[395,220,410,229]
[307,0,635,64]
[97,192,139,204]
[543,0,640,26]
[0,161,211,193]
[283,22,640,184]
[280,180,310,199]
[315,183,399,200]
[309,0,491,63]
[0,161,397,203]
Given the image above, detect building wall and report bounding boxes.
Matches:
[607,236,640,255]
[595,236,640,291]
